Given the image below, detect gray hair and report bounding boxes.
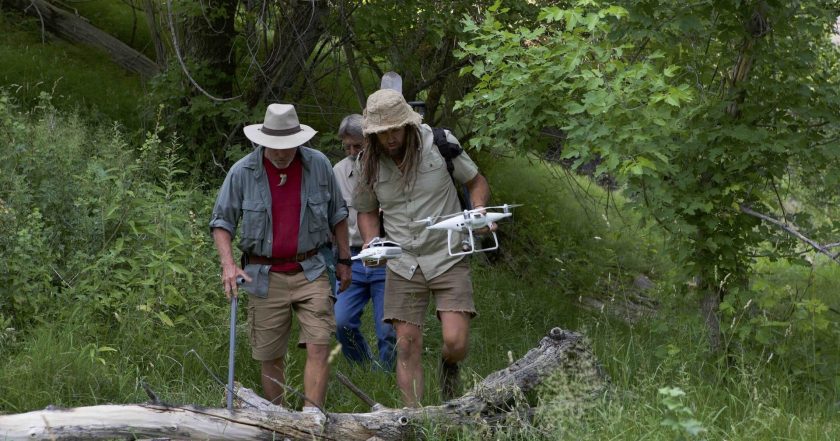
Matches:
[338,114,364,138]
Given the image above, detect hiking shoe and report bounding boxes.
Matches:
[440,360,461,401]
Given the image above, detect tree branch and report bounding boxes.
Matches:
[739,204,840,263]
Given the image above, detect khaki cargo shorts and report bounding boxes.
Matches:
[248,272,335,361]
[383,259,476,328]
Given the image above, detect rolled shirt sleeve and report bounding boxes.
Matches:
[327,169,349,228]
[352,162,380,214]
[209,165,243,235]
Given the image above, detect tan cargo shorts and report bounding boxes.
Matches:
[383,259,476,328]
[248,272,335,361]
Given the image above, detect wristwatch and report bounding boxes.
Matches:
[337,258,352,266]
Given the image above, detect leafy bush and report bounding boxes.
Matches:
[0,90,222,353]
[720,257,840,396]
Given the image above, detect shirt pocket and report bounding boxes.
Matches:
[416,153,449,193]
[241,199,267,239]
[306,187,330,232]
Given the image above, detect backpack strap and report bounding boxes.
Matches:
[431,127,470,210]
[432,127,462,177]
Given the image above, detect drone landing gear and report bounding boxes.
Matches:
[447,229,499,257]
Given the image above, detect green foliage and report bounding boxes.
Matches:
[457,0,840,346]
[720,256,840,393]
[0,89,221,361]
[481,153,667,301]
[543,313,840,441]
[658,386,706,438]
[144,61,252,178]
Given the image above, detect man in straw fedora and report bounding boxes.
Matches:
[353,89,494,406]
[209,103,352,411]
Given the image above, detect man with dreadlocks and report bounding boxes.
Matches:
[353,89,493,406]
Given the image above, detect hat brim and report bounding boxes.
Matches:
[244,124,317,149]
[363,112,423,135]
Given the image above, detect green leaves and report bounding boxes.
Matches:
[0,92,223,345]
[458,0,840,305]
[658,386,707,437]
[651,85,693,107]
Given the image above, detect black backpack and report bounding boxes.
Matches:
[431,127,471,210]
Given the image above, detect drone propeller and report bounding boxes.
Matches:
[482,203,523,213]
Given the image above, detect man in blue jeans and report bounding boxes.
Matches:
[333,114,396,370]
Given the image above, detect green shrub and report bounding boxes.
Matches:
[0,90,221,348]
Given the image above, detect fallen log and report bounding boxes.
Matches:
[0,327,606,440]
[4,0,161,77]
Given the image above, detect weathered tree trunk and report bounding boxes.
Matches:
[336,1,367,109]
[0,328,606,441]
[143,0,168,67]
[182,0,238,97]
[4,0,160,77]
[251,0,330,105]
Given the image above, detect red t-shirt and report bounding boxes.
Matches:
[263,154,303,272]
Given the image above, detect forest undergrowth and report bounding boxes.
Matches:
[0,91,838,440]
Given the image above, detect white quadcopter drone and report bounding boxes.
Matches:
[417,204,521,257]
[351,237,403,266]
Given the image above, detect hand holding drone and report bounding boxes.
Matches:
[416,204,521,257]
[351,237,403,266]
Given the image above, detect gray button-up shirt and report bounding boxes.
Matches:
[209,145,348,297]
[353,124,479,280]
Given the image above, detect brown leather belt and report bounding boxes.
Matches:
[245,248,319,265]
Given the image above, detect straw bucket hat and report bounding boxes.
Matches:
[244,104,317,149]
[363,89,422,135]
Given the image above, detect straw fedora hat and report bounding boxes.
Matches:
[244,104,317,149]
[363,89,422,135]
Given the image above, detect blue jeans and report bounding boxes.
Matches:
[335,254,395,370]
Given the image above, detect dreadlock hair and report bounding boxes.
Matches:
[358,124,423,192]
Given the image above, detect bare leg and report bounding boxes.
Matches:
[439,311,470,363]
[304,343,330,408]
[439,311,470,400]
[261,358,285,405]
[393,321,424,407]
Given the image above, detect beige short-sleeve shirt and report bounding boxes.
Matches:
[353,124,479,280]
[333,155,364,248]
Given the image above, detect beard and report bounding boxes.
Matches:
[384,143,406,161]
